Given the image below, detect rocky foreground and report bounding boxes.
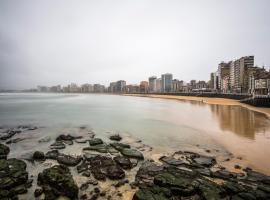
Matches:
[1,126,270,200]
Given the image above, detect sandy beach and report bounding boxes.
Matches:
[123,93,270,117]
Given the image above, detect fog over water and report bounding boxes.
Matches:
[0,0,270,89]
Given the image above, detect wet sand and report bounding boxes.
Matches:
[123,93,270,116]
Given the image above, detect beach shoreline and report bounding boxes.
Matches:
[123,93,270,117]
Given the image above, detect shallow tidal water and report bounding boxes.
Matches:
[0,92,270,176]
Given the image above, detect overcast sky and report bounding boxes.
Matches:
[0,0,269,90]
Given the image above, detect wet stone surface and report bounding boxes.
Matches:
[1,125,270,200]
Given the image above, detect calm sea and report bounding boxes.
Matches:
[1,93,270,174]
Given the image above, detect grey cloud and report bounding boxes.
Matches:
[0,0,270,89]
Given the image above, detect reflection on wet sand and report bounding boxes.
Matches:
[182,99,270,139]
[209,104,270,139]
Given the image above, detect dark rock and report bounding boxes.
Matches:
[77,159,91,173]
[191,155,216,167]
[88,155,125,180]
[135,161,164,185]
[234,164,242,169]
[83,144,118,153]
[0,129,20,140]
[243,167,252,172]
[114,156,133,169]
[0,158,29,199]
[0,143,10,159]
[110,142,130,150]
[115,179,129,187]
[80,183,89,191]
[109,134,122,141]
[154,172,196,195]
[62,140,73,145]
[119,148,144,160]
[106,165,125,180]
[56,154,82,166]
[37,165,78,199]
[6,138,25,144]
[94,187,100,193]
[45,150,59,159]
[89,138,103,146]
[28,126,37,130]
[34,188,43,197]
[133,185,171,200]
[50,141,65,149]
[245,170,270,185]
[100,191,106,196]
[33,151,45,160]
[211,169,242,180]
[56,134,78,141]
[159,156,184,166]
[194,168,211,177]
[90,193,99,200]
[82,171,91,177]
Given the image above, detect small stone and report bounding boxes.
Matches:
[94,187,100,193]
[33,151,45,160]
[34,188,43,197]
[234,164,242,169]
[0,143,10,159]
[89,138,103,146]
[109,134,122,141]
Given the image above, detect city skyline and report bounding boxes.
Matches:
[1,0,270,90]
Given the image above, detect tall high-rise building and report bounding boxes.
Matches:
[116,80,126,92]
[109,82,117,93]
[161,73,173,92]
[156,78,162,92]
[148,76,157,92]
[140,81,148,93]
[230,56,254,93]
[218,62,230,91]
[209,73,215,89]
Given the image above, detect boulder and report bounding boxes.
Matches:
[37,165,78,200]
[33,151,45,160]
[0,129,20,140]
[56,154,82,166]
[0,158,29,199]
[110,142,130,150]
[89,138,103,146]
[159,156,184,166]
[88,155,125,180]
[45,150,59,160]
[109,134,122,141]
[56,134,78,141]
[50,141,65,149]
[245,170,270,185]
[83,144,118,154]
[120,148,144,160]
[0,143,10,159]
[114,156,133,169]
[135,161,164,185]
[191,155,216,167]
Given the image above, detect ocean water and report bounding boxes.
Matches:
[1,93,270,174]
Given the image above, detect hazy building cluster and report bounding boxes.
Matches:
[37,83,105,93]
[210,55,270,95]
[34,55,270,95]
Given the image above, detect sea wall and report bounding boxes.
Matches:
[240,96,270,107]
